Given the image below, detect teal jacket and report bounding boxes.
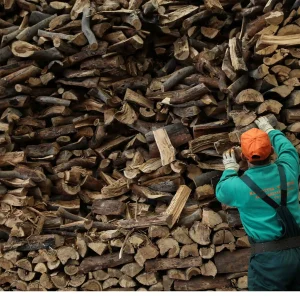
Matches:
[216,130,300,242]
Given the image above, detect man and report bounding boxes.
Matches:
[216,116,300,291]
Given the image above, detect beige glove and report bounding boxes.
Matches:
[223,148,239,172]
[254,116,274,134]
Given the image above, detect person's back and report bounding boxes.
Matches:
[216,116,300,291]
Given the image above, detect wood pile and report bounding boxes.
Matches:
[0,0,299,291]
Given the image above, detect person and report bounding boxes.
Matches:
[216,116,300,291]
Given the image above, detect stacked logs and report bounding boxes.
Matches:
[0,0,300,291]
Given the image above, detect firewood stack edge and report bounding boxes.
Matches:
[0,0,299,291]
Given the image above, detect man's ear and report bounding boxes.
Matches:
[270,147,274,156]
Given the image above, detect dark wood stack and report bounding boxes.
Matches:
[0,0,299,291]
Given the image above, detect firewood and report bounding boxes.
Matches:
[201,260,218,277]
[0,0,298,291]
[134,244,159,267]
[117,214,169,229]
[195,185,215,201]
[82,7,97,51]
[213,229,235,245]
[283,109,300,123]
[79,253,134,273]
[199,244,216,259]
[148,281,163,291]
[157,238,180,258]
[256,99,282,114]
[236,236,251,248]
[34,262,47,274]
[164,185,191,228]
[64,264,79,276]
[92,200,126,216]
[229,113,278,142]
[162,66,195,92]
[148,225,170,239]
[120,262,143,277]
[81,280,102,291]
[190,133,228,154]
[87,242,107,256]
[179,243,199,258]
[229,38,247,71]
[215,248,251,273]
[17,268,35,282]
[235,89,264,104]
[235,276,248,289]
[92,270,108,281]
[50,272,68,289]
[189,221,211,245]
[0,258,13,270]
[68,274,86,287]
[124,88,154,109]
[285,90,300,108]
[136,272,158,286]
[16,258,32,271]
[171,227,193,245]
[57,247,79,265]
[202,209,223,228]
[11,280,28,291]
[145,257,202,272]
[161,84,210,105]
[259,34,300,46]
[167,269,186,281]
[178,209,202,227]
[118,275,136,288]
[174,275,231,291]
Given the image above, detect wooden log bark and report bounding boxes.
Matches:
[214,248,251,273]
[145,257,203,272]
[174,275,231,291]
[79,253,134,273]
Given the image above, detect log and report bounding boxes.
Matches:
[235,89,264,104]
[174,275,231,291]
[153,128,176,166]
[164,185,191,228]
[189,221,211,245]
[179,244,199,258]
[3,234,64,252]
[134,244,159,267]
[92,200,126,216]
[259,34,300,46]
[16,15,57,41]
[162,66,195,92]
[157,238,180,258]
[82,7,98,50]
[162,84,210,105]
[79,253,134,273]
[214,248,251,273]
[145,257,202,272]
[146,123,192,157]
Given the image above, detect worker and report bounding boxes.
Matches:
[216,116,300,291]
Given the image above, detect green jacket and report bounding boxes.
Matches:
[216,130,300,243]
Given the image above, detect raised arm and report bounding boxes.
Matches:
[269,130,299,169]
[255,116,299,171]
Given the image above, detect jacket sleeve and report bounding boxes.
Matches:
[268,130,299,173]
[216,169,240,207]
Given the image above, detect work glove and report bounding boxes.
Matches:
[254,116,274,134]
[223,148,240,172]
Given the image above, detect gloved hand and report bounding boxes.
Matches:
[223,148,239,172]
[254,116,274,134]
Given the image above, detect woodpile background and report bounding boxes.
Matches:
[0,0,299,291]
